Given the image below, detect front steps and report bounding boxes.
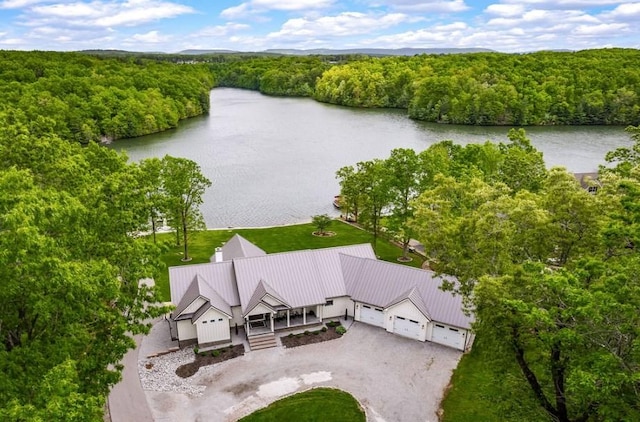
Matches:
[248,332,277,351]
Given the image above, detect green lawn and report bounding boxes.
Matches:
[238,387,365,422]
[440,338,549,422]
[153,220,424,301]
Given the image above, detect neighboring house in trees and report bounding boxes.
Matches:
[573,172,600,193]
[169,234,474,351]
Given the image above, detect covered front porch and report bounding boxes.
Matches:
[245,306,321,336]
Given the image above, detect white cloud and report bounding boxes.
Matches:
[27,0,195,28]
[220,2,249,19]
[573,22,628,35]
[488,9,599,27]
[380,0,469,13]
[499,0,629,6]
[193,23,251,37]
[252,0,335,11]
[484,4,525,17]
[267,12,413,40]
[601,2,640,20]
[129,30,169,43]
[221,0,334,19]
[0,37,26,44]
[0,0,50,9]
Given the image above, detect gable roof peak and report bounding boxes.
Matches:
[217,234,267,261]
[244,278,290,315]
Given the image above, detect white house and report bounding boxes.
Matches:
[169,234,474,351]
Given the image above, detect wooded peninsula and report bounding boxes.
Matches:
[1,49,639,146]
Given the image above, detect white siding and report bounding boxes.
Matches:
[177,320,197,341]
[181,297,206,316]
[323,296,354,319]
[230,306,244,327]
[385,299,429,342]
[246,302,274,318]
[196,308,231,344]
[263,294,285,307]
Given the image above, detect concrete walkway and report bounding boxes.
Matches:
[107,334,154,422]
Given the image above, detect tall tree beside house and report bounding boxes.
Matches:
[161,155,212,261]
[410,136,640,421]
[354,159,393,253]
[139,157,166,244]
[335,164,364,223]
[0,125,169,420]
[384,148,423,261]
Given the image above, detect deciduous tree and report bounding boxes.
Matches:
[161,155,212,261]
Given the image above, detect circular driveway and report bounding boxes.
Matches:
[142,322,462,422]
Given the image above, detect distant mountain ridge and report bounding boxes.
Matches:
[177,47,495,56]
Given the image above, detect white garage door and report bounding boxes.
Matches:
[431,323,466,350]
[360,305,384,327]
[393,316,421,340]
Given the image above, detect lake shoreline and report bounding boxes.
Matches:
[113,88,632,229]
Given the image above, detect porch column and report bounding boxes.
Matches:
[245,318,250,336]
[303,307,306,325]
[287,310,290,327]
[318,305,322,322]
[270,313,274,332]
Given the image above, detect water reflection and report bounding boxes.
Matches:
[112,88,631,228]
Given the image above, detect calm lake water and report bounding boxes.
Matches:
[111,88,632,229]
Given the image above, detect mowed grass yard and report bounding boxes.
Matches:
[152,220,424,301]
[238,388,365,422]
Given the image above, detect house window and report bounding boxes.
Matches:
[588,186,598,193]
[218,318,223,322]
[210,320,215,323]
[203,321,208,324]
[325,300,334,306]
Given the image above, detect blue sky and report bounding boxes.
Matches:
[0,0,638,52]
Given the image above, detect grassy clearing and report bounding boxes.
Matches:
[153,220,424,301]
[440,338,549,422]
[238,387,365,422]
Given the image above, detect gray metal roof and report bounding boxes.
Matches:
[340,254,473,329]
[233,244,376,315]
[169,238,471,329]
[310,244,376,298]
[233,250,327,314]
[386,286,432,321]
[173,274,206,317]
[173,273,233,319]
[244,279,290,315]
[169,261,239,308]
[220,234,267,261]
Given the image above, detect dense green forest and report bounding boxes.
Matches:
[211,49,640,126]
[0,51,215,420]
[337,128,640,421]
[0,51,214,142]
[2,49,638,146]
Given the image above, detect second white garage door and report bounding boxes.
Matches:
[431,323,466,350]
[393,316,421,340]
[360,305,384,327]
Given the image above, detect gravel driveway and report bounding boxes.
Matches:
[141,321,462,422]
